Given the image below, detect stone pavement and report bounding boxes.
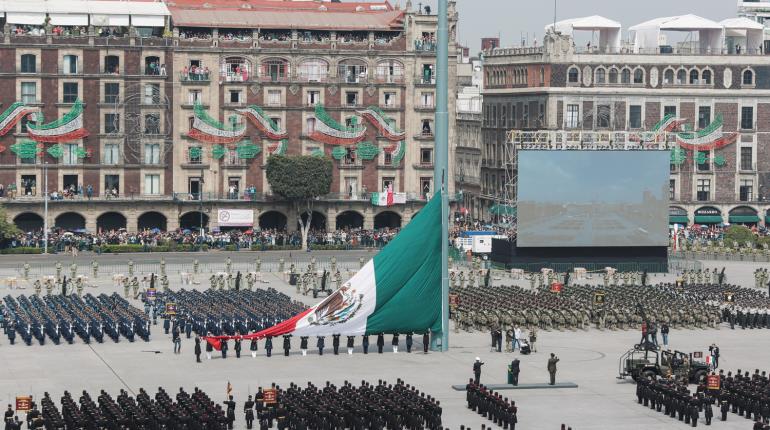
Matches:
[1,256,769,429]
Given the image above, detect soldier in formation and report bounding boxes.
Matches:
[466,379,517,429]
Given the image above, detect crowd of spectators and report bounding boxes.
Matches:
[180,65,211,81]
[178,29,211,40]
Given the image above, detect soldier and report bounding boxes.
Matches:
[255,257,261,273]
[300,336,308,356]
[282,335,291,356]
[225,257,232,275]
[330,256,337,273]
[244,395,255,429]
[193,259,200,274]
[131,277,139,298]
[359,256,365,268]
[246,273,255,291]
[473,357,484,384]
[346,336,355,355]
[76,278,84,297]
[91,260,98,278]
[278,258,285,274]
[123,278,130,298]
[160,258,166,277]
[317,336,325,355]
[70,263,77,280]
[265,336,273,357]
[55,261,63,280]
[45,279,53,296]
[332,333,340,355]
[33,279,42,296]
[127,260,134,278]
[250,338,258,358]
[334,270,342,290]
[547,353,559,385]
[209,274,217,290]
[23,263,30,280]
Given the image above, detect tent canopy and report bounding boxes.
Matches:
[629,14,724,53]
[0,0,169,26]
[721,17,764,53]
[546,15,622,51]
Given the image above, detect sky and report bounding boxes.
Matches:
[517,151,669,204]
[404,0,737,53]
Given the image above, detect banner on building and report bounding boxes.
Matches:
[371,186,406,207]
[218,209,254,227]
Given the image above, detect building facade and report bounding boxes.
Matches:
[0,0,458,234]
[477,24,770,227]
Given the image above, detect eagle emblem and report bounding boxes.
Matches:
[306,282,363,326]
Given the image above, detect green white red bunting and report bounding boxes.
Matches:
[187,103,246,144]
[236,105,288,140]
[26,100,88,143]
[0,102,39,136]
[358,106,406,141]
[310,104,366,146]
[675,114,738,151]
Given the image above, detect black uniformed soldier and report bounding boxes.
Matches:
[405,333,413,353]
[265,336,273,357]
[377,333,385,353]
[362,335,369,354]
[221,339,228,359]
[423,331,430,353]
[300,336,308,356]
[244,395,255,429]
[234,336,242,358]
[510,359,521,386]
[346,336,355,355]
[223,395,236,429]
[473,358,484,385]
[332,334,340,355]
[317,336,325,355]
[194,337,202,363]
[283,335,291,356]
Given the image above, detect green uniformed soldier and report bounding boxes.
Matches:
[458,271,466,288]
[209,274,216,290]
[193,258,200,274]
[55,261,62,280]
[330,256,337,273]
[334,270,342,290]
[226,257,232,275]
[450,271,456,289]
[23,263,30,280]
[278,258,285,273]
[160,258,166,277]
[128,260,134,277]
[255,257,261,273]
[76,278,84,297]
[131,277,139,297]
[246,272,254,290]
[92,260,99,278]
[45,279,53,296]
[123,278,130,298]
[33,279,41,296]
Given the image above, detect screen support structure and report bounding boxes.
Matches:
[502,131,519,239]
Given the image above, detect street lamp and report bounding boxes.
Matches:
[43,161,49,254]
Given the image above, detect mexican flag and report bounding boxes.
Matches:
[206,193,442,347]
[371,185,406,207]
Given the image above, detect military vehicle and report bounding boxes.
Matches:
[618,343,710,383]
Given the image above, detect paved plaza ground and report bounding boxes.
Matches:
[1,252,770,429]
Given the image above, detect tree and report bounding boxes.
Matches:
[723,225,756,247]
[0,205,20,241]
[266,155,333,250]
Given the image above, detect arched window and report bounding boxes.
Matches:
[690,69,700,84]
[621,68,631,84]
[633,68,644,84]
[20,54,36,73]
[702,69,712,85]
[221,56,252,82]
[376,60,404,83]
[743,69,754,85]
[676,69,686,85]
[608,68,619,84]
[338,58,368,83]
[260,57,289,82]
[595,68,606,84]
[299,58,329,82]
[567,67,579,83]
[664,69,674,84]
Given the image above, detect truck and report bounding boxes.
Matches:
[618,345,710,384]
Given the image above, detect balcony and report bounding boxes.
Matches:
[180,72,211,83]
[415,103,435,112]
[374,75,405,84]
[415,77,436,86]
[414,131,434,140]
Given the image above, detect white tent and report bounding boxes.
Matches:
[721,17,764,54]
[545,15,622,52]
[0,0,169,27]
[629,14,724,54]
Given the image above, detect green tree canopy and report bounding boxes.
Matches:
[0,205,20,240]
[723,225,756,247]
[266,155,332,249]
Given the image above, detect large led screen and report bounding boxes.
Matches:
[516,151,669,247]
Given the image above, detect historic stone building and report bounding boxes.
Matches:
[0,0,458,233]
[476,15,770,227]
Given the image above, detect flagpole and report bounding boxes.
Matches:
[433,0,450,352]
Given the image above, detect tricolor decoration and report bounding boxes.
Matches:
[27,100,89,143]
[310,148,325,158]
[187,103,246,144]
[355,141,380,161]
[331,145,348,160]
[676,114,738,151]
[371,184,407,207]
[310,104,366,146]
[10,140,40,159]
[670,146,687,166]
[211,144,226,160]
[358,106,405,141]
[267,139,287,156]
[202,192,442,347]
[236,106,288,140]
[0,102,39,136]
[631,114,686,143]
[46,144,63,158]
[383,141,405,167]
[236,141,261,159]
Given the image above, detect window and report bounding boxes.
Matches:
[270,117,281,129]
[421,92,434,108]
[103,143,119,165]
[690,69,699,84]
[21,82,36,104]
[420,177,432,198]
[104,175,119,196]
[188,90,201,105]
[306,117,316,134]
[621,69,631,84]
[421,119,433,135]
[62,143,79,165]
[740,179,754,202]
[629,105,642,129]
[267,90,281,106]
[104,113,120,133]
[740,147,753,170]
[633,69,644,84]
[376,60,404,83]
[104,83,119,103]
[261,58,289,82]
[676,69,686,85]
[383,92,396,107]
[382,177,395,192]
[104,55,120,74]
[20,175,37,194]
[20,54,36,73]
[144,113,161,134]
[62,55,78,74]
[664,69,674,84]
[595,68,606,84]
[383,150,392,165]
[143,143,160,164]
[664,105,677,118]
[144,174,160,195]
[702,69,712,85]
[20,117,34,134]
[567,67,579,83]
[669,179,675,200]
[229,90,241,104]
[345,91,358,107]
[698,106,711,129]
[307,90,320,106]
[597,104,610,128]
[343,147,356,165]
[63,82,78,103]
[741,106,754,130]
[608,68,618,84]
[697,151,710,171]
[188,146,202,164]
[565,104,579,128]
[420,148,433,165]
[697,179,710,201]
[298,59,329,82]
[144,84,160,104]
[743,69,754,85]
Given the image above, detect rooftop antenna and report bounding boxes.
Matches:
[553,0,557,32]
